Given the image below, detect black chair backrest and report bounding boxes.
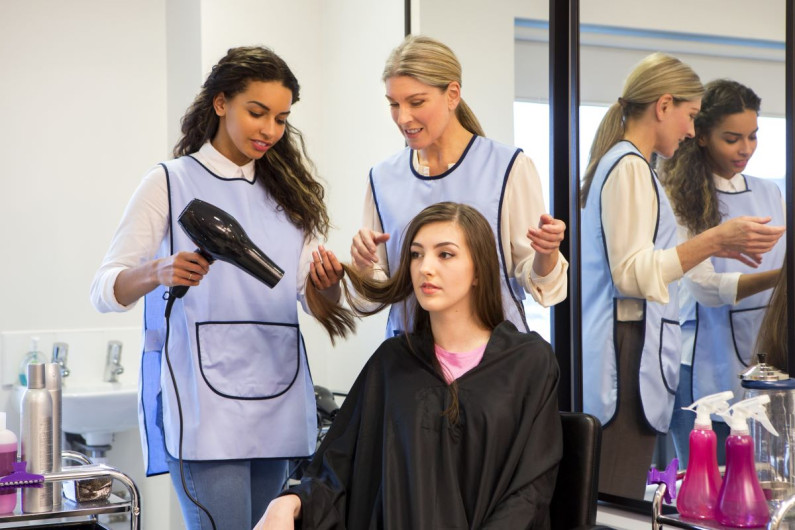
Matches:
[550,412,603,529]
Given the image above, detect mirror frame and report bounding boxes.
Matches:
[549,0,795,514]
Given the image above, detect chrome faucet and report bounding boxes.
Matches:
[52,342,70,378]
[104,341,124,383]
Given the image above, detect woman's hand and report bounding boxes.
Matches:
[351,228,390,272]
[310,245,344,291]
[528,214,565,277]
[526,214,565,255]
[253,494,301,530]
[155,250,212,288]
[113,250,212,307]
[712,216,785,267]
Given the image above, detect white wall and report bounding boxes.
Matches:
[0,1,402,527]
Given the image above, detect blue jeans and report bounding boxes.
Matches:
[166,454,288,530]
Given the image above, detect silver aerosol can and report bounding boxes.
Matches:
[44,363,62,508]
[20,362,53,513]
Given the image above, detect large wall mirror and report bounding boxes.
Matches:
[411,0,793,514]
[572,0,791,510]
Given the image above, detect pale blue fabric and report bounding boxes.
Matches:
[690,175,786,400]
[581,141,681,433]
[140,154,316,474]
[369,135,528,335]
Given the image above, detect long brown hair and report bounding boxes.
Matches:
[755,266,787,371]
[174,46,330,238]
[581,52,703,206]
[660,80,761,235]
[307,202,505,422]
[382,35,485,137]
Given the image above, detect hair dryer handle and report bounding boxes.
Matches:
[168,248,214,300]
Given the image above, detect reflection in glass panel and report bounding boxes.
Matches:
[515,99,786,357]
[574,11,786,501]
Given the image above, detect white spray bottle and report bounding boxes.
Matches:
[677,390,733,521]
[716,394,778,528]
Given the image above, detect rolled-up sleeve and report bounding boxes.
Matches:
[501,153,568,307]
[89,166,169,313]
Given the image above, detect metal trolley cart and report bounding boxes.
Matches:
[0,451,140,530]
[652,481,795,530]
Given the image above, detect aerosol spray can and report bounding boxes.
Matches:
[20,363,53,513]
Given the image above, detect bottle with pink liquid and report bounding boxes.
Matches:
[716,394,778,528]
[0,412,18,514]
[677,391,733,521]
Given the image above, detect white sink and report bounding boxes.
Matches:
[16,380,138,446]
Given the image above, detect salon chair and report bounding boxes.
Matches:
[550,412,612,529]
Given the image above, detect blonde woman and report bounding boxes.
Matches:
[580,53,784,498]
[351,35,568,336]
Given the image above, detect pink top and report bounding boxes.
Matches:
[434,343,487,384]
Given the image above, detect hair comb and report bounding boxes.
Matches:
[0,461,45,488]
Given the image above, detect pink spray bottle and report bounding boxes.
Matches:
[677,390,733,521]
[716,394,778,528]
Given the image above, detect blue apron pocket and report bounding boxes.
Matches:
[196,321,300,399]
[658,318,681,394]
[729,306,766,367]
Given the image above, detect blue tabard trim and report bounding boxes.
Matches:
[369,136,528,336]
[139,156,316,475]
[581,141,681,433]
[690,176,785,402]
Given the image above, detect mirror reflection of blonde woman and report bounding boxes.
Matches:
[580,53,784,498]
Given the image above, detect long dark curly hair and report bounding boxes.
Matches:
[174,46,330,239]
[660,79,761,235]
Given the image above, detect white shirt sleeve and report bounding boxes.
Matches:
[361,181,389,280]
[296,237,315,315]
[345,181,390,314]
[601,156,683,304]
[501,153,568,307]
[89,165,170,313]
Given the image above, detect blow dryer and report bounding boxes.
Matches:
[170,199,284,299]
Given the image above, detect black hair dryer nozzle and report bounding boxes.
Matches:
[170,199,285,299]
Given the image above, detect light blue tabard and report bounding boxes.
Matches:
[139,156,316,476]
[369,135,527,336]
[690,176,785,401]
[581,141,681,434]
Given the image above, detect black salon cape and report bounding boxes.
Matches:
[288,321,562,529]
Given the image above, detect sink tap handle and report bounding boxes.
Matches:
[104,341,124,382]
[107,340,123,364]
[52,342,69,363]
[52,342,70,377]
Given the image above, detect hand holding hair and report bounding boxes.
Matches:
[351,228,390,271]
[310,245,344,291]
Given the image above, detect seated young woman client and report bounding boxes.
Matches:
[255,201,562,530]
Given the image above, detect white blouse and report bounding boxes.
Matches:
[600,155,684,321]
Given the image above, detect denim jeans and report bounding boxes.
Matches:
[166,454,288,530]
